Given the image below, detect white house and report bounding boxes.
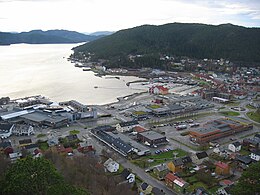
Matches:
[9,152,22,163]
[250,150,260,161]
[0,124,14,139]
[116,120,139,133]
[12,125,34,136]
[103,158,119,173]
[228,141,242,153]
[191,152,209,165]
[121,169,135,183]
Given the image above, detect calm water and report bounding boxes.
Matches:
[0,43,145,105]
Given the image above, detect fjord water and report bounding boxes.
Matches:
[0,43,145,105]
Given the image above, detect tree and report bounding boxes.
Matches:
[0,156,87,195]
[231,161,260,195]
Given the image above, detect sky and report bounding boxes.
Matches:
[0,0,260,33]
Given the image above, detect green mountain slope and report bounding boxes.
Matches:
[0,30,102,45]
[74,23,260,64]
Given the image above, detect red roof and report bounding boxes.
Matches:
[216,161,229,169]
[165,173,177,182]
[65,147,73,153]
[220,179,234,186]
[156,85,168,91]
[133,126,147,133]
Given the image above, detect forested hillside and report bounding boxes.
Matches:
[74,23,260,65]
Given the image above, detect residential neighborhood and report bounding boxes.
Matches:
[0,63,259,195]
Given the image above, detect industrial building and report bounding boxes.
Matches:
[0,96,97,129]
[137,131,168,146]
[189,117,253,144]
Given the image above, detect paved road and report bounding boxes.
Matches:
[117,157,179,195]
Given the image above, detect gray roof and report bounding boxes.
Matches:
[155,163,168,172]
[0,141,12,149]
[168,104,184,111]
[0,123,13,131]
[21,112,48,122]
[94,125,116,132]
[236,155,252,164]
[232,141,241,147]
[21,111,67,123]
[251,150,260,156]
[196,152,208,159]
[92,129,133,155]
[138,131,165,141]
[119,120,139,127]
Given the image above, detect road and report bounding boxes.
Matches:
[117,157,179,195]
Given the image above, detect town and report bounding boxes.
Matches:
[0,64,259,195]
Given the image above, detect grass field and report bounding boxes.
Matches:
[69,130,80,135]
[131,149,188,168]
[220,111,240,116]
[246,104,256,110]
[149,104,161,109]
[246,111,260,123]
[225,101,240,107]
[38,141,49,151]
[37,133,46,138]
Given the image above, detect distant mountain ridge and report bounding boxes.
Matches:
[88,31,114,36]
[74,23,260,65]
[0,29,104,45]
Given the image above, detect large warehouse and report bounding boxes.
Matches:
[137,131,167,146]
[189,117,253,144]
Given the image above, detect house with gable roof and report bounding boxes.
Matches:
[103,158,119,173]
[149,86,169,95]
[191,152,209,165]
[165,172,189,193]
[228,141,241,153]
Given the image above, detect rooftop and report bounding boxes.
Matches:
[119,120,139,127]
[138,131,166,141]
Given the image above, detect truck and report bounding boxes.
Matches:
[176,124,187,130]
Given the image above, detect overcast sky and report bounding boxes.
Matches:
[0,0,259,33]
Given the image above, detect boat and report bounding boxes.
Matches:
[83,67,91,71]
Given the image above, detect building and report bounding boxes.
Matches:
[103,158,119,173]
[250,150,260,161]
[0,141,13,155]
[19,139,32,147]
[0,123,14,139]
[216,186,233,195]
[167,156,192,173]
[139,182,153,195]
[215,161,230,175]
[149,86,169,95]
[153,163,169,180]
[137,131,167,147]
[91,128,134,157]
[12,125,34,136]
[165,172,189,193]
[121,169,135,183]
[189,118,253,144]
[9,152,22,163]
[228,141,242,153]
[21,111,68,128]
[191,152,209,165]
[116,120,139,133]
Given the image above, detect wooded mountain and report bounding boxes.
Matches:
[74,23,260,64]
[0,29,103,45]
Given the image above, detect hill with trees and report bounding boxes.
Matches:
[73,23,260,68]
[0,30,103,45]
[0,152,136,195]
